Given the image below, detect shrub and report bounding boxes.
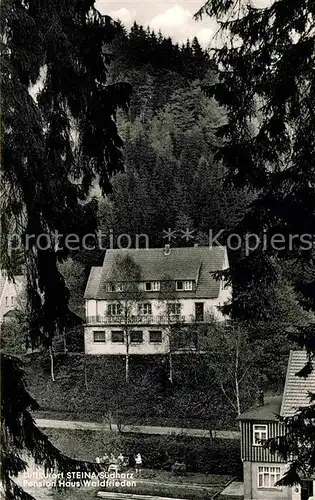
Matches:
[172,462,187,476]
[121,434,242,477]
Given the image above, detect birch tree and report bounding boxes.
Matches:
[204,321,255,417]
[157,276,183,384]
[108,255,144,384]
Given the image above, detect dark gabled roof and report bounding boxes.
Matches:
[280,350,315,417]
[84,246,228,300]
[237,396,282,422]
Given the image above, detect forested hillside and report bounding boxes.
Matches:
[64,23,312,392]
[97,23,250,247]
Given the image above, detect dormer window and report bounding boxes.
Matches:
[108,283,116,292]
[176,281,193,291]
[145,282,160,291]
[253,424,268,446]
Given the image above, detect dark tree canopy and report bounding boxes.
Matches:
[196,0,315,485]
[1,0,131,346]
[1,1,131,498]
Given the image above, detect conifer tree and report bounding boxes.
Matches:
[1,1,131,498]
[196,0,315,483]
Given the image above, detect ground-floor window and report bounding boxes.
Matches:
[111,330,124,343]
[257,466,281,488]
[149,330,162,343]
[130,330,143,343]
[93,330,106,343]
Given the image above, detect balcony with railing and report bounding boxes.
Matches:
[85,314,186,326]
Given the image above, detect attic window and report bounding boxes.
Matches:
[145,281,160,291]
[108,283,116,292]
[176,281,193,291]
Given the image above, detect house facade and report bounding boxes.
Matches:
[0,272,25,324]
[84,245,231,355]
[239,351,315,500]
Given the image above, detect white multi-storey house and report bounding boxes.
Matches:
[84,245,232,355]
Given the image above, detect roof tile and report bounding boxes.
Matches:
[280,350,315,417]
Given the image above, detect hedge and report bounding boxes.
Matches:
[118,434,242,478]
[46,428,242,478]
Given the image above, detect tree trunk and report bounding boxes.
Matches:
[83,353,88,390]
[125,329,129,385]
[49,345,55,382]
[235,377,241,416]
[169,350,173,384]
[63,327,68,354]
[234,334,241,416]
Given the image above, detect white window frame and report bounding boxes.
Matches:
[257,466,281,489]
[107,303,122,316]
[138,303,152,316]
[116,283,124,292]
[5,296,9,306]
[152,281,160,291]
[11,296,14,306]
[93,330,106,343]
[176,281,193,291]
[167,303,181,316]
[145,282,152,291]
[184,281,193,291]
[253,424,268,446]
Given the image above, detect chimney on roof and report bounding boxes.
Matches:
[164,244,171,256]
[256,390,264,407]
